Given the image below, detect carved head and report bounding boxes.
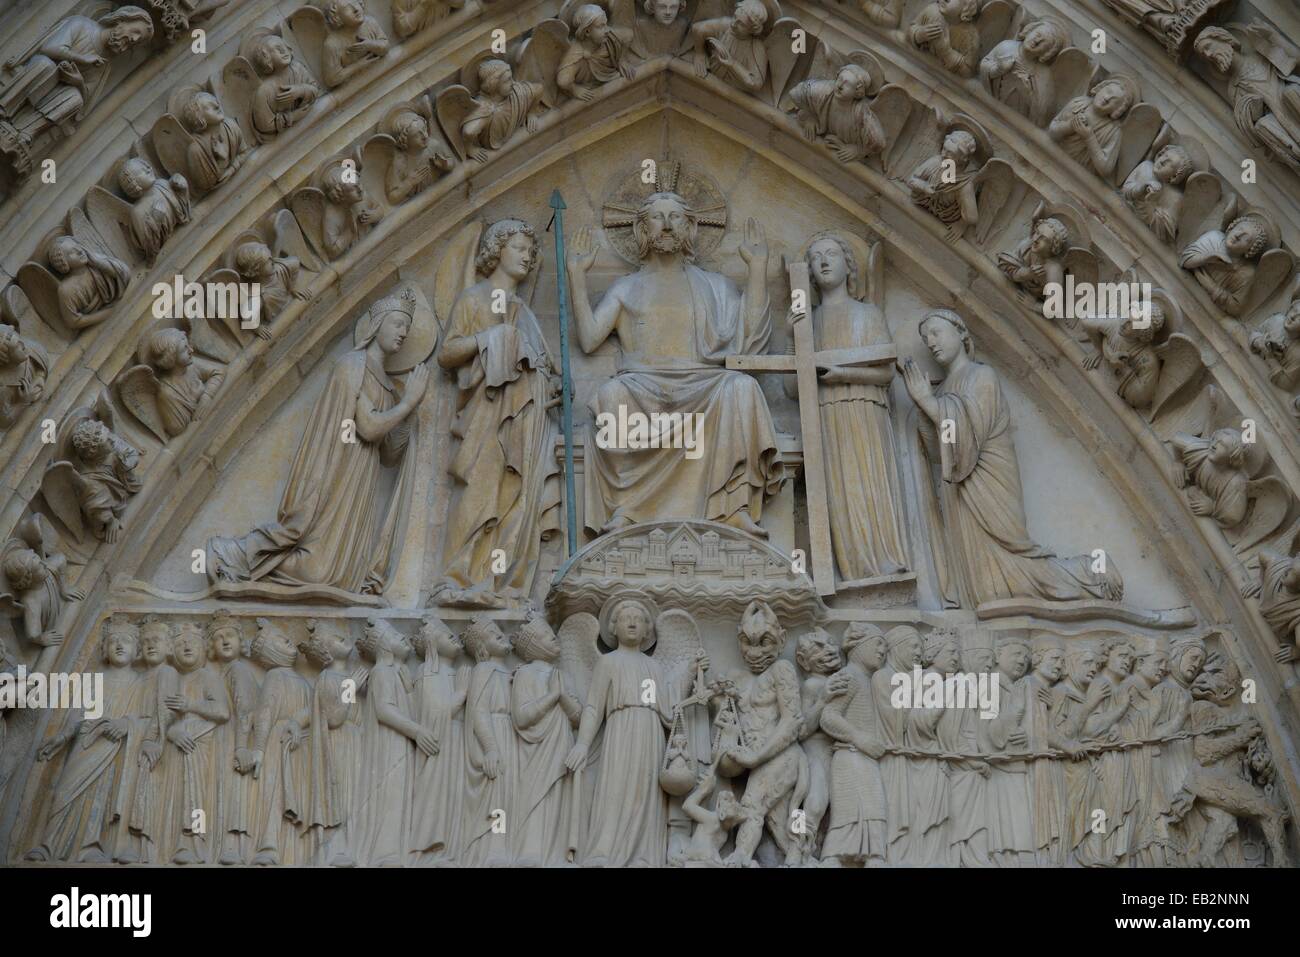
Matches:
[0,324,29,366]
[391,111,429,152]
[252,35,295,75]
[477,59,515,97]
[117,158,157,200]
[513,615,561,664]
[938,0,979,23]
[180,91,225,134]
[1090,76,1137,119]
[358,290,415,355]
[795,628,842,675]
[301,618,354,667]
[325,0,366,29]
[70,419,114,464]
[145,327,193,371]
[1152,144,1193,187]
[1136,646,1168,684]
[250,618,301,668]
[1065,646,1099,687]
[172,622,207,673]
[234,241,274,280]
[2,547,44,592]
[139,617,173,666]
[1190,657,1240,704]
[1121,299,1165,343]
[995,636,1030,681]
[732,0,768,36]
[461,616,511,662]
[1284,298,1300,337]
[923,628,961,674]
[358,617,411,662]
[1170,636,1206,684]
[1030,640,1065,682]
[322,161,364,206]
[919,308,974,365]
[573,4,610,43]
[1225,215,1270,261]
[737,599,786,673]
[1028,217,1068,260]
[714,788,742,824]
[805,233,859,298]
[644,0,681,26]
[101,616,141,666]
[940,129,977,165]
[101,7,155,54]
[608,599,655,651]
[634,191,697,261]
[207,609,245,662]
[1207,427,1247,469]
[1100,637,1134,676]
[476,218,538,281]
[1019,18,1067,62]
[832,64,872,101]
[843,622,886,672]
[1193,27,1238,75]
[885,625,923,671]
[414,615,461,661]
[48,236,89,275]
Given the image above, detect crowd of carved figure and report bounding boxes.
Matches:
[12,603,1289,867]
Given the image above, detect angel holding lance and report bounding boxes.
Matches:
[435,219,561,609]
[208,290,429,595]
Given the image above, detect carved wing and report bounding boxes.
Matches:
[803,38,846,93]
[286,7,329,84]
[41,463,89,543]
[361,133,399,209]
[975,0,1015,59]
[15,261,75,340]
[1234,477,1293,556]
[85,185,139,265]
[867,238,885,310]
[557,612,601,704]
[1062,246,1098,290]
[654,608,703,696]
[1150,333,1217,437]
[519,19,569,107]
[115,365,167,443]
[270,208,320,272]
[220,57,262,145]
[875,86,923,176]
[198,266,252,346]
[289,187,330,261]
[1048,47,1096,121]
[435,85,476,161]
[1114,102,1164,187]
[766,17,813,107]
[150,113,199,186]
[1176,171,1223,250]
[434,220,484,327]
[608,0,637,33]
[971,157,1018,244]
[1239,249,1296,319]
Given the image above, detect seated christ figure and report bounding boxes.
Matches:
[566,192,786,537]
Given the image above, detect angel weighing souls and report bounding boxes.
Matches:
[208,290,429,595]
[902,309,1124,608]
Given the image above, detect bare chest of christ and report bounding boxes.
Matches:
[614,267,703,363]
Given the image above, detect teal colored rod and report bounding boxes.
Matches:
[549,189,578,556]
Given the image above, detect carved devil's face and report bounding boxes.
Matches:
[738,622,783,673]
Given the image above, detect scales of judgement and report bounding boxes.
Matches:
[0,0,1298,869]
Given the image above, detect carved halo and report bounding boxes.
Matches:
[598,588,661,651]
[600,156,728,264]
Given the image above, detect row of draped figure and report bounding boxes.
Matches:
[12,606,1290,868]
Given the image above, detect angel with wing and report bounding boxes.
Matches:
[0,516,84,673]
[1249,288,1300,403]
[1249,521,1300,663]
[1121,143,1197,246]
[1047,74,1147,182]
[115,323,225,441]
[392,0,466,39]
[690,0,807,103]
[549,3,637,102]
[291,153,383,261]
[907,0,982,78]
[437,57,547,163]
[18,227,131,337]
[996,213,1069,300]
[290,0,390,90]
[979,17,1085,127]
[152,86,251,193]
[368,98,454,206]
[41,393,143,544]
[787,47,888,164]
[206,211,316,345]
[226,31,321,142]
[906,117,1013,244]
[91,157,192,265]
[0,294,50,430]
[1195,25,1300,174]
[1080,287,1171,411]
[1180,206,1290,318]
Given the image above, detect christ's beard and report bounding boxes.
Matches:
[649,231,685,254]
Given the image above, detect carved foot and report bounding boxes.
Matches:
[115,847,140,865]
[24,847,50,862]
[252,850,279,866]
[172,847,199,865]
[599,511,635,535]
[722,508,767,539]
[218,848,242,866]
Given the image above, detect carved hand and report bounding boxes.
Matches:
[34,631,63,648]
[737,217,767,265]
[565,742,589,772]
[482,750,501,778]
[567,226,599,274]
[168,727,196,754]
[900,358,933,404]
[403,363,431,407]
[416,729,439,756]
[164,694,190,714]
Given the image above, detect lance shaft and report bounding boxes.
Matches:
[549,190,579,555]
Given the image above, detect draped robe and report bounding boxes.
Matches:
[462,661,517,866]
[820,665,887,861]
[351,662,416,867]
[408,657,467,862]
[160,666,227,862]
[251,667,311,864]
[306,667,361,865]
[510,660,579,866]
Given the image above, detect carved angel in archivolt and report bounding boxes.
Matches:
[437,55,547,163]
[0,515,84,672]
[1245,521,1300,661]
[1079,284,1176,414]
[150,85,251,194]
[291,152,384,261]
[221,30,321,143]
[288,0,390,90]
[203,211,317,347]
[1120,138,1222,247]
[17,213,132,338]
[908,0,1011,79]
[997,203,1098,317]
[1179,203,1293,318]
[147,1,235,43]
[0,288,51,430]
[689,0,811,104]
[115,322,225,441]
[41,392,143,544]
[1048,73,1161,185]
[87,156,191,266]
[906,114,1016,243]
[786,45,910,166]
[364,97,454,207]
[524,2,636,105]
[979,16,1093,127]
[1249,285,1300,416]
[393,0,466,39]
